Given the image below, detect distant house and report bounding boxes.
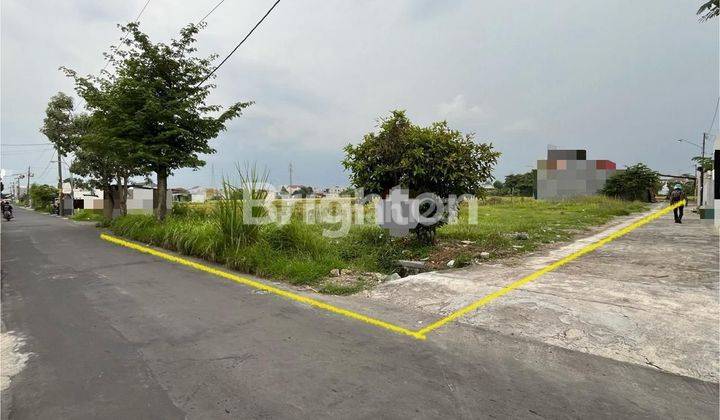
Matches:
[171,187,191,202]
[187,186,220,203]
[322,186,343,198]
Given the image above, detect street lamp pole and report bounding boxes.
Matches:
[676,138,705,206]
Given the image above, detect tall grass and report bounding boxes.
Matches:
[107,194,648,294]
[213,164,269,251]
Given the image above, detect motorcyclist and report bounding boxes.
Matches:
[1,200,13,220]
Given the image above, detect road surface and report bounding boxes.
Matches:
[2,208,717,419]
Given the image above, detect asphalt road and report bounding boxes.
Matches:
[2,208,718,419]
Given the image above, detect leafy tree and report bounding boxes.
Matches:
[503,170,536,197]
[40,92,78,213]
[29,184,59,212]
[697,0,719,21]
[692,156,713,171]
[339,187,356,197]
[601,163,660,201]
[492,180,505,193]
[343,110,500,242]
[64,22,250,220]
[63,177,93,191]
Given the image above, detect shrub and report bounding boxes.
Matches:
[601,163,660,201]
[342,110,500,243]
[29,184,58,210]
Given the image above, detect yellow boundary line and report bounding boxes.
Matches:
[416,200,686,336]
[100,201,683,341]
[99,233,426,340]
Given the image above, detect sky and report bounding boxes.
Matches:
[1,0,718,189]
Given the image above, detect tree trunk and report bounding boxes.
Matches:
[155,167,168,221]
[117,174,128,216]
[103,185,114,219]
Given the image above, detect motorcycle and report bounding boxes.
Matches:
[1,201,13,221]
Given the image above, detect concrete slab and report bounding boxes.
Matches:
[363,205,720,382]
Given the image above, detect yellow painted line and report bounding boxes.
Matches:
[99,233,426,340]
[416,200,686,336]
[101,201,683,341]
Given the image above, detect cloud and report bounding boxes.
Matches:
[1,0,717,187]
[437,94,488,124]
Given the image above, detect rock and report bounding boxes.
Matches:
[341,269,354,275]
[447,260,455,268]
[514,232,530,240]
[384,273,401,282]
[329,268,340,277]
[397,260,426,269]
[460,240,475,245]
[363,272,385,281]
[512,245,524,249]
[480,251,491,258]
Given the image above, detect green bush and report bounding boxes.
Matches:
[601,163,660,201]
[29,184,58,211]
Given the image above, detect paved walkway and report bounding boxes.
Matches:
[365,204,720,382]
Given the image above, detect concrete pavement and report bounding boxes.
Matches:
[1,207,718,419]
[366,204,720,382]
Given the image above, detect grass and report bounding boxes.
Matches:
[107,195,648,294]
[70,209,105,222]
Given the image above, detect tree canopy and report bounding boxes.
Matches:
[601,163,660,201]
[64,22,251,220]
[343,110,500,199]
[697,0,719,21]
[40,92,78,156]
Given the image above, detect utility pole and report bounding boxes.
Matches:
[699,132,707,208]
[57,146,63,215]
[26,166,31,206]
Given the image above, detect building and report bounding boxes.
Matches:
[322,186,343,198]
[536,149,618,199]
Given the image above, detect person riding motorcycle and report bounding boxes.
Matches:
[1,200,14,220]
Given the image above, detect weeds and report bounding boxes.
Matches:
[107,195,647,294]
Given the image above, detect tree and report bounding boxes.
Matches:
[339,186,356,197]
[29,184,58,212]
[492,180,505,193]
[343,110,500,242]
[692,156,713,171]
[601,163,660,201]
[65,22,250,220]
[40,92,78,214]
[697,0,719,21]
[503,170,536,197]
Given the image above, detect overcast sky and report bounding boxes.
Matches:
[2,0,718,189]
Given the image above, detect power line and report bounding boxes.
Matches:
[36,151,56,181]
[101,0,153,73]
[196,0,282,87]
[198,0,227,25]
[707,96,719,133]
